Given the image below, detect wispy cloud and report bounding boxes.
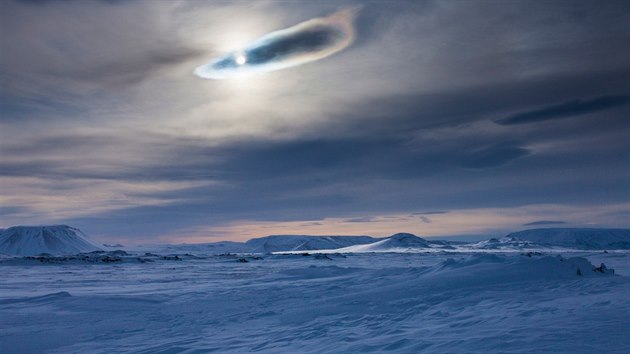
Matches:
[412,211,448,215]
[159,203,630,243]
[523,220,567,226]
[0,176,215,222]
[459,143,531,169]
[496,95,630,125]
[344,217,377,223]
[419,216,432,224]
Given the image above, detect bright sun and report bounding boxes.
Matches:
[235,54,247,65]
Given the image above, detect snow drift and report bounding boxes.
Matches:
[434,254,615,282]
[0,225,102,256]
[1,252,626,354]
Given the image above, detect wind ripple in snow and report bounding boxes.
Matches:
[0,252,628,354]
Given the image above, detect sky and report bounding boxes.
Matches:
[1,0,629,244]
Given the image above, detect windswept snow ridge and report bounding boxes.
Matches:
[0,225,102,256]
[0,252,627,354]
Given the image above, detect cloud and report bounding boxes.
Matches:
[344,217,376,223]
[523,220,567,226]
[73,47,204,89]
[154,203,630,243]
[0,0,197,97]
[1,0,629,241]
[496,95,630,125]
[194,8,358,79]
[0,176,213,221]
[412,211,448,215]
[459,144,531,169]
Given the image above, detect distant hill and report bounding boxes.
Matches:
[333,233,434,253]
[3,225,628,256]
[274,229,630,253]
[137,235,378,254]
[505,228,630,250]
[244,235,377,253]
[0,225,103,256]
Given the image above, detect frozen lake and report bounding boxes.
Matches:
[2,251,629,353]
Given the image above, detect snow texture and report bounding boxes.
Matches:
[1,251,628,353]
[1,226,629,353]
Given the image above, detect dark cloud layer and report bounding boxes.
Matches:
[459,144,531,169]
[344,217,377,223]
[412,211,449,215]
[497,95,630,125]
[235,26,338,65]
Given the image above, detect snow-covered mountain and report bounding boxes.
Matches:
[466,237,536,250]
[0,225,103,256]
[244,235,377,253]
[505,228,630,250]
[136,235,378,254]
[334,233,433,253]
[4,225,628,257]
[465,228,630,250]
[276,229,630,254]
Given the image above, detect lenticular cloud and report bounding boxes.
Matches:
[194,8,358,80]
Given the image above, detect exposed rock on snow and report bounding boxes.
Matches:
[0,251,203,265]
[0,225,103,256]
[437,254,615,279]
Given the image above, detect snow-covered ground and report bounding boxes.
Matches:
[1,250,629,353]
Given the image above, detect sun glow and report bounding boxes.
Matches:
[194,8,358,80]
[235,54,247,65]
